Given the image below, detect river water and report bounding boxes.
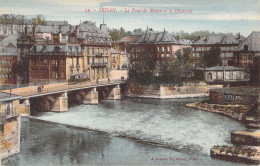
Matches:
[3,97,248,165]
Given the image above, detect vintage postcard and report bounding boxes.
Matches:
[0,0,259,165]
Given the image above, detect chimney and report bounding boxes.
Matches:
[76,25,79,38]
[32,25,36,35]
[25,25,28,36]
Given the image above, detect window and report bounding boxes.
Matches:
[6,103,11,116]
[55,60,58,66]
[77,69,79,73]
[87,47,90,55]
[44,59,48,65]
[166,54,170,58]
[70,69,73,74]
[92,48,94,55]
[161,47,164,52]
[70,58,73,65]
[92,57,95,64]
[161,54,165,58]
[76,58,79,65]
[244,45,248,51]
[87,57,90,65]
[55,72,58,79]
[167,47,170,52]
[93,69,95,78]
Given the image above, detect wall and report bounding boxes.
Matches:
[129,82,221,97]
[0,116,20,160]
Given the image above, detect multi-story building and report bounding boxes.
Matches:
[110,49,121,70]
[17,21,111,84]
[77,21,111,80]
[28,44,83,83]
[0,35,18,85]
[234,31,260,69]
[192,35,243,67]
[130,29,192,66]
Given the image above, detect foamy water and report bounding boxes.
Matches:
[36,98,246,155]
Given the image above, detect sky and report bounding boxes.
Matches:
[0,0,260,36]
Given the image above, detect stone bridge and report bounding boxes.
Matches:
[1,79,127,115]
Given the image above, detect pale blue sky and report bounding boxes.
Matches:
[0,0,260,36]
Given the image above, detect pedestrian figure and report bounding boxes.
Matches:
[108,78,110,83]
[96,79,99,84]
[41,85,44,92]
[37,85,41,93]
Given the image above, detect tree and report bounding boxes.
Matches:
[32,15,45,25]
[202,46,221,68]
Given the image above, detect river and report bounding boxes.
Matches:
[3,97,248,165]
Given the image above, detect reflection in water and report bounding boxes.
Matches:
[3,118,111,166]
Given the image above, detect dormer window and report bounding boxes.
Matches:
[69,46,73,52]
[54,46,61,54]
[33,46,37,53]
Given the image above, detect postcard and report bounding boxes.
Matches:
[0,0,259,165]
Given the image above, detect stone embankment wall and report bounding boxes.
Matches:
[0,116,21,160]
[129,82,222,97]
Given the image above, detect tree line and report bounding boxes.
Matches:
[129,46,222,85]
[0,14,45,25]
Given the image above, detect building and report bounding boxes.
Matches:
[77,21,111,80]
[204,66,249,84]
[234,31,260,69]
[209,87,259,105]
[113,28,143,52]
[28,44,83,83]
[0,24,24,36]
[0,92,21,161]
[192,35,243,67]
[130,29,192,66]
[110,49,121,70]
[0,35,19,85]
[17,20,111,84]
[120,52,130,69]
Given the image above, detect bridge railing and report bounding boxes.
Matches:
[11,79,126,97]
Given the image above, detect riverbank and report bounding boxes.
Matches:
[210,145,260,164]
[186,102,252,121]
[126,93,209,99]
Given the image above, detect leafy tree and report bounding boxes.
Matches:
[202,46,221,68]
[109,27,126,41]
[32,15,45,25]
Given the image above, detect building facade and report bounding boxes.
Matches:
[204,66,249,84]
[0,92,21,161]
[110,49,121,70]
[234,31,260,69]
[0,35,19,85]
[17,20,111,84]
[130,29,192,67]
[192,35,243,67]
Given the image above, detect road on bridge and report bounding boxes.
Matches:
[1,79,125,98]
